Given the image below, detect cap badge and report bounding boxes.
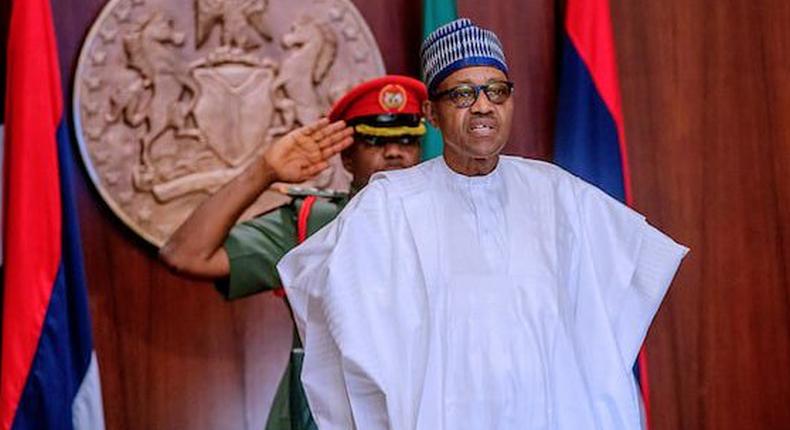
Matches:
[379,84,408,112]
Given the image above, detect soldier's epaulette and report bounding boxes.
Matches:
[283,186,349,200]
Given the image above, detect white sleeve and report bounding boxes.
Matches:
[278,180,430,430]
[575,180,689,366]
[277,199,356,429]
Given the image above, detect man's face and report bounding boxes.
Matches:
[342,136,421,188]
[424,66,514,165]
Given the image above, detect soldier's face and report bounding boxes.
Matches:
[342,137,421,189]
[424,66,514,166]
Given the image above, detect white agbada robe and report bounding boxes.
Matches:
[277,156,688,430]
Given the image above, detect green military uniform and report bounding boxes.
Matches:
[218,189,349,430]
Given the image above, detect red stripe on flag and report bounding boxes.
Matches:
[564,0,633,205]
[1,0,64,428]
[638,344,652,427]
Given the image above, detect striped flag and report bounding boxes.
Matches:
[1,0,106,428]
[420,0,457,160]
[553,0,651,427]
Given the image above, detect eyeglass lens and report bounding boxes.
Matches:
[446,82,513,108]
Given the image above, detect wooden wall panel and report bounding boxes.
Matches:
[612,0,790,428]
[43,0,790,428]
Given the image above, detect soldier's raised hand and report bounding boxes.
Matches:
[263,119,354,183]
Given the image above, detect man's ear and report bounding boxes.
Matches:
[422,100,440,128]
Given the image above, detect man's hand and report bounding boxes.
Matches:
[160,119,353,279]
[263,119,354,183]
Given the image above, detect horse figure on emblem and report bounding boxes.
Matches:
[273,16,338,129]
[113,12,205,190]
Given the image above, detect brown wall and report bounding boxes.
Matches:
[47,0,790,428]
[613,0,790,428]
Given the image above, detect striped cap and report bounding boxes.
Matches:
[420,18,509,95]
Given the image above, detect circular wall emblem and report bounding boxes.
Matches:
[73,0,385,246]
[378,84,407,112]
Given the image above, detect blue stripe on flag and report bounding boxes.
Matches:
[554,34,625,203]
[12,120,97,430]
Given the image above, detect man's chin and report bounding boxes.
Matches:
[459,137,505,154]
[468,143,505,159]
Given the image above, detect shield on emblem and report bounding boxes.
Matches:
[193,64,275,166]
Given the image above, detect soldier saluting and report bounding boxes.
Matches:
[160,75,427,430]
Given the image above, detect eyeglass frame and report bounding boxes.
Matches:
[429,81,515,108]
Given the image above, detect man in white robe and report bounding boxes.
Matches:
[278,18,688,430]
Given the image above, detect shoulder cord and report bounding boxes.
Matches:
[273,195,318,298]
[296,196,318,244]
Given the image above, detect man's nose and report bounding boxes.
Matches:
[383,143,406,159]
[470,89,494,114]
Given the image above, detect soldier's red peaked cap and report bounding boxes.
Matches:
[328,75,427,122]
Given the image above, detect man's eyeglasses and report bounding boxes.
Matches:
[431,81,514,109]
